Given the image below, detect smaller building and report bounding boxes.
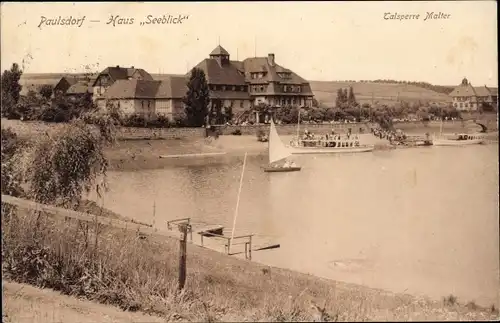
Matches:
[53,75,93,96]
[449,78,498,112]
[92,66,153,100]
[97,76,187,121]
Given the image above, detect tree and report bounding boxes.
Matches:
[1,63,23,118]
[209,98,223,125]
[347,87,357,107]
[39,85,53,100]
[1,128,24,197]
[335,87,358,110]
[335,89,346,109]
[17,117,116,209]
[275,105,299,124]
[183,68,210,127]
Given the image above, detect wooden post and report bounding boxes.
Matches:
[248,236,252,261]
[178,223,188,290]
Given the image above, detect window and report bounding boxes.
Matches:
[453,103,457,107]
[260,86,264,92]
[232,86,236,91]
[222,85,226,91]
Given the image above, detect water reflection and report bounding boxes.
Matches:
[95,145,499,306]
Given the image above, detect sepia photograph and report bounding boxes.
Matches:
[1,1,498,322]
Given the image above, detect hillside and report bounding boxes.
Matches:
[310,81,452,107]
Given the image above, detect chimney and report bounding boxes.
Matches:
[116,65,120,68]
[267,53,275,66]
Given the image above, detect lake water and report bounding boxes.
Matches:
[95,144,499,307]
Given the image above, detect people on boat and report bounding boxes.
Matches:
[282,160,297,168]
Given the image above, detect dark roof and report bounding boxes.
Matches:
[66,82,92,95]
[449,83,498,98]
[210,45,230,56]
[92,66,153,86]
[242,57,308,84]
[156,76,188,99]
[103,76,187,100]
[104,80,158,99]
[191,59,246,85]
[189,46,313,96]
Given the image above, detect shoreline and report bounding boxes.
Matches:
[104,133,498,172]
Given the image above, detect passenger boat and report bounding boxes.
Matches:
[432,133,485,146]
[286,111,374,154]
[287,136,375,154]
[263,119,301,172]
[432,120,485,146]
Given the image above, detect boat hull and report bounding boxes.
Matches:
[287,145,374,154]
[263,166,301,172]
[433,139,484,146]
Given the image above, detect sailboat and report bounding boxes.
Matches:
[263,119,301,173]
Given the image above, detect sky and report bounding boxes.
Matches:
[1,1,497,86]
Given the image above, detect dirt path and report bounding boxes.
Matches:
[2,280,166,323]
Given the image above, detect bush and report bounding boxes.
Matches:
[122,114,147,127]
[1,128,24,197]
[231,129,242,136]
[147,114,172,128]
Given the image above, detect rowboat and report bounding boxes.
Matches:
[263,119,301,173]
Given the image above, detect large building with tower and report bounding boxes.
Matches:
[189,45,315,122]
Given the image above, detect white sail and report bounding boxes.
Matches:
[268,119,291,164]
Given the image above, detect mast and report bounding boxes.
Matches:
[229,152,248,254]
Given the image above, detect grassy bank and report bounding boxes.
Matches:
[2,204,498,322]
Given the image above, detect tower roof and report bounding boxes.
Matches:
[210,45,230,56]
